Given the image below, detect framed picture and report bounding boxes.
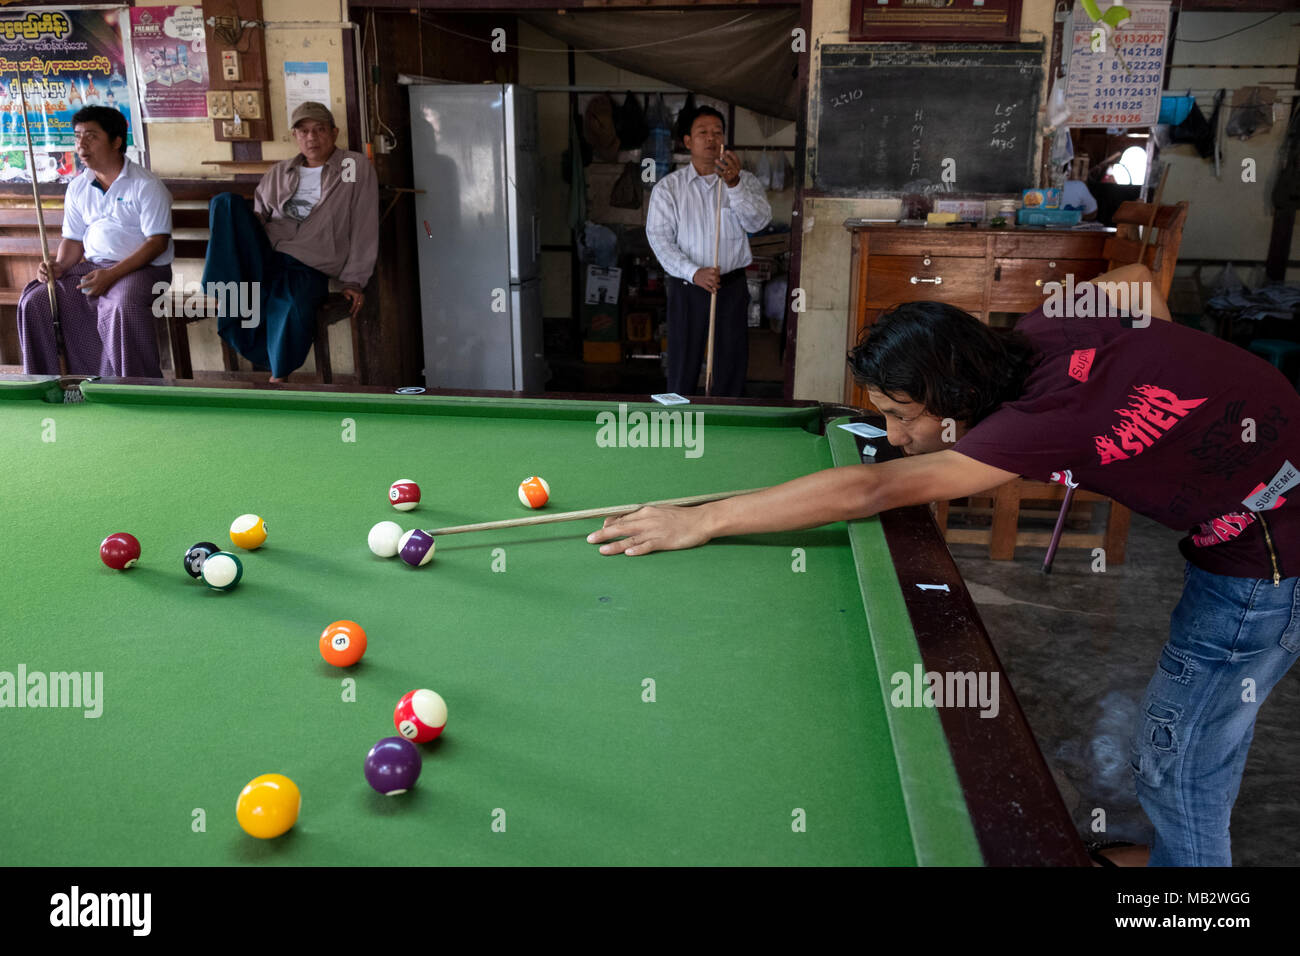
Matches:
[849,0,1024,42]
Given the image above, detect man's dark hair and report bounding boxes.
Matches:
[687,105,726,137]
[73,106,128,156]
[847,301,1037,427]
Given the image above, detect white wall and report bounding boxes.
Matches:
[1163,11,1300,284]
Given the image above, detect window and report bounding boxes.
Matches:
[1113,144,1149,186]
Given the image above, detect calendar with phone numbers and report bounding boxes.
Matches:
[1065,0,1170,127]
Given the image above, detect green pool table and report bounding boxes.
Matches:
[0,377,1087,866]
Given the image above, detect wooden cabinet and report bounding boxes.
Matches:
[845,224,1112,407]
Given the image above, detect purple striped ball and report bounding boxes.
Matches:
[397,529,436,567]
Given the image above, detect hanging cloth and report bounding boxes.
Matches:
[642,93,672,181]
[614,91,648,152]
[1170,89,1224,159]
[1226,87,1276,141]
[673,92,697,147]
[584,94,621,163]
[566,102,588,231]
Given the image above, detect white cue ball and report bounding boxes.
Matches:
[368,521,405,558]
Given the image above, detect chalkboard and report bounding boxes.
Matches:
[814,43,1043,194]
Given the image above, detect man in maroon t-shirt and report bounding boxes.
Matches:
[587,264,1300,867]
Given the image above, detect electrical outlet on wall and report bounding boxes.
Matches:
[232,91,261,119]
[221,50,240,82]
[206,91,233,119]
[221,119,251,139]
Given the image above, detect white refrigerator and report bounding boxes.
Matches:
[408,84,545,392]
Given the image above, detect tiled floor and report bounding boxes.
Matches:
[947,514,1300,866]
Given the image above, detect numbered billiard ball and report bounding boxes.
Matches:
[229,514,267,550]
[319,620,367,667]
[389,479,421,512]
[394,688,448,743]
[518,476,550,509]
[236,773,300,839]
[99,532,141,570]
[364,737,421,796]
[201,551,243,591]
[184,541,220,579]
[397,529,435,567]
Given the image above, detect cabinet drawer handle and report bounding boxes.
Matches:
[1035,278,1044,287]
[910,276,943,285]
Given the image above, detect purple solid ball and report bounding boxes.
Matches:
[364,736,422,795]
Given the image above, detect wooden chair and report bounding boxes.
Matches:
[935,201,1190,564]
[165,200,366,385]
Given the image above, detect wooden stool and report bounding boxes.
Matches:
[935,485,1131,564]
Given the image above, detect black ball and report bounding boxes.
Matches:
[184,542,220,579]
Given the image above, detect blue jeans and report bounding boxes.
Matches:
[1131,562,1300,866]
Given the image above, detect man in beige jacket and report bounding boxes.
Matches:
[202,102,378,381]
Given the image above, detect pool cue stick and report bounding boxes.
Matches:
[16,68,66,376]
[704,170,723,396]
[1042,168,1169,573]
[1137,164,1169,268]
[1041,480,1077,574]
[424,487,768,537]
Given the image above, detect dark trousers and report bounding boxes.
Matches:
[202,192,330,378]
[665,270,749,397]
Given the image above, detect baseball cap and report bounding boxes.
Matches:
[291,101,335,129]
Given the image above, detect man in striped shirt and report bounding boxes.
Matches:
[646,106,771,396]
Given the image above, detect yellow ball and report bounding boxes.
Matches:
[230,514,267,550]
[236,773,300,839]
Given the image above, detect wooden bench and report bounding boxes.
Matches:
[0,186,364,384]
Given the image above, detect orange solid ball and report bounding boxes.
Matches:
[319,620,367,667]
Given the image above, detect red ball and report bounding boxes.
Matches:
[393,689,448,743]
[389,479,421,512]
[100,532,141,570]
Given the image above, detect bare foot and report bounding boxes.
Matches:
[269,375,286,384]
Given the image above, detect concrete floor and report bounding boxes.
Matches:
[947,513,1300,866]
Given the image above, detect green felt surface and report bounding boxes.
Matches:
[0,385,978,866]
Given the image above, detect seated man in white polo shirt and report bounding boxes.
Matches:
[18,106,173,378]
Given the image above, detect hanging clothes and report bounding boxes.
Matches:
[642,93,672,181]
[566,101,587,232]
[1226,87,1276,141]
[1170,89,1224,159]
[583,94,620,163]
[673,92,697,146]
[614,91,648,152]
